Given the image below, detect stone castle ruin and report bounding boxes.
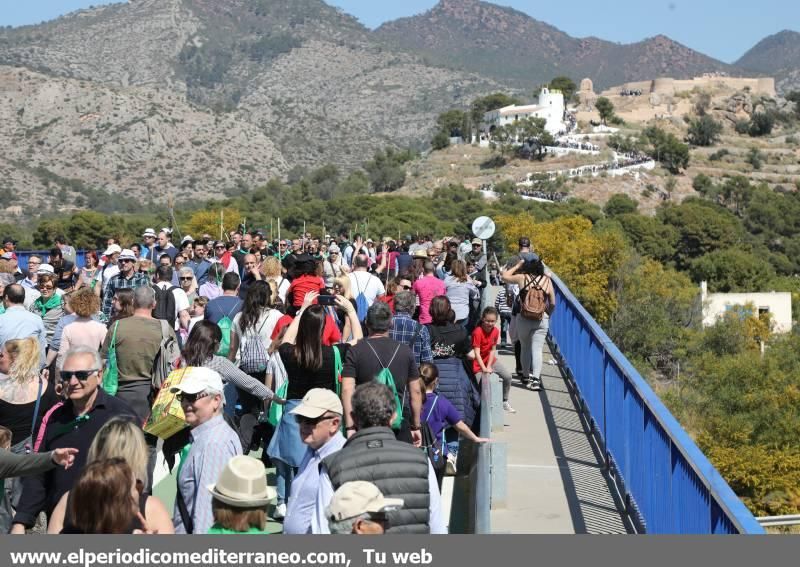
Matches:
[578,74,776,110]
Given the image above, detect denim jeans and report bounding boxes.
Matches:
[274,460,296,505]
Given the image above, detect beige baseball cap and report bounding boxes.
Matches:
[289,388,343,418]
[327,481,403,522]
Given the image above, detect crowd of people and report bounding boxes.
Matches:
[0,229,555,535]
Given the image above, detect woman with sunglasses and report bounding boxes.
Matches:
[267,290,361,518]
[178,267,198,305]
[376,276,412,315]
[31,273,64,348]
[47,418,174,534]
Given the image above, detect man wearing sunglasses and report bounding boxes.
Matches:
[170,367,241,534]
[100,249,150,321]
[10,347,138,534]
[283,389,346,534]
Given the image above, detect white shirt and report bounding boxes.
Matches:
[154,281,190,328]
[311,460,446,534]
[283,434,346,534]
[233,308,282,348]
[347,271,385,307]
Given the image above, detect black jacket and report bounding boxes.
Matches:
[12,388,138,527]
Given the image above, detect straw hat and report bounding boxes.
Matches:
[207,455,276,507]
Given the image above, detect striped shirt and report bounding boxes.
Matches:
[174,414,242,534]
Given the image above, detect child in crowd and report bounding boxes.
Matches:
[471,307,515,413]
[419,363,488,485]
[188,296,209,335]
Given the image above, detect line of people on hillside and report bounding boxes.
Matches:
[0,229,554,534]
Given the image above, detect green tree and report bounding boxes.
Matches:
[786,91,800,119]
[547,76,577,101]
[746,147,763,170]
[603,194,638,217]
[362,148,410,193]
[748,112,775,137]
[657,199,745,268]
[595,97,615,125]
[436,109,466,138]
[431,130,450,150]
[616,213,679,263]
[687,115,723,146]
[516,116,554,159]
[690,248,776,292]
[641,126,690,173]
[609,258,697,377]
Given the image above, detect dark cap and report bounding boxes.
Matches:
[518,237,531,248]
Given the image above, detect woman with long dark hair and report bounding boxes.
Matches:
[266,290,361,519]
[108,288,135,328]
[182,322,280,452]
[500,254,556,391]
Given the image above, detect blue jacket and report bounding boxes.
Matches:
[433,357,480,428]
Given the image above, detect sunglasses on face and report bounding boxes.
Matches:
[295,414,337,426]
[401,285,412,290]
[177,391,210,404]
[119,259,135,264]
[179,277,193,281]
[60,369,99,383]
[215,246,225,250]
[38,285,54,291]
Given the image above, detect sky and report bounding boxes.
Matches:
[0,0,796,63]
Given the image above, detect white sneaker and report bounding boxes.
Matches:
[273,503,287,519]
[503,401,517,413]
[445,453,458,476]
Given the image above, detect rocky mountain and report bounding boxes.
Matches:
[375,0,736,90]
[0,0,501,215]
[0,65,287,216]
[736,30,800,94]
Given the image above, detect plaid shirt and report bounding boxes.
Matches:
[101,271,151,319]
[389,312,433,366]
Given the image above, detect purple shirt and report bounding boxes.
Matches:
[422,392,461,440]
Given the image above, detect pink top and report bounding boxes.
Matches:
[59,318,108,367]
[413,275,446,325]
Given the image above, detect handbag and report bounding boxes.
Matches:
[102,322,120,395]
[422,395,446,477]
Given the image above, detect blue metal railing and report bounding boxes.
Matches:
[547,273,764,534]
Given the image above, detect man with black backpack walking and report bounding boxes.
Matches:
[152,265,191,336]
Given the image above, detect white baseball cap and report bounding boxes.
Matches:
[37,263,55,275]
[103,244,122,256]
[170,367,224,396]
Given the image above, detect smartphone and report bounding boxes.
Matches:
[317,294,337,306]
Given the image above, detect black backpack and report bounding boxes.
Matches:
[151,284,178,328]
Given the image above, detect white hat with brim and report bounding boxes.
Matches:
[289,388,343,419]
[37,264,55,275]
[142,228,157,238]
[170,367,224,396]
[326,481,404,522]
[117,249,137,261]
[103,244,122,256]
[181,235,194,245]
[207,455,277,507]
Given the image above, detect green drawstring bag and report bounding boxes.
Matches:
[102,322,120,395]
